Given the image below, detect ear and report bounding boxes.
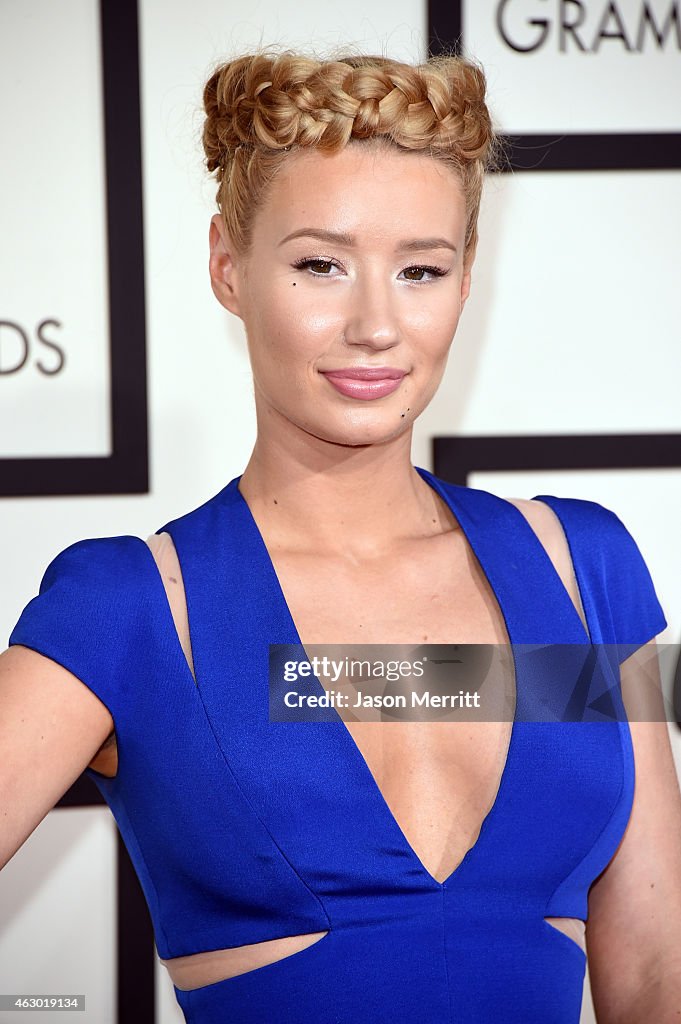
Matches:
[209,214,243,317]
[460,234,477,311]
[460,268,472,311]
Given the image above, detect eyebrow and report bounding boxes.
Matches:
[277,228,457,254]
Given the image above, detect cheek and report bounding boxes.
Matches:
[408,288,463,337]
[412,318,459,370]
[287,291,344,344]
[260,280,331,340]
[247,319,318,394]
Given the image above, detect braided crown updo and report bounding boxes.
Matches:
[202,47,503,269]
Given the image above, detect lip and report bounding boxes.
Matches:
[321,366,407,381]
[320,367,407,401]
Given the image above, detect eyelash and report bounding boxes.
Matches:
[291,257,450,282]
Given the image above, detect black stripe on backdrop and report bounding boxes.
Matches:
[433,433,681,485]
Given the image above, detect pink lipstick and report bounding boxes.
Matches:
[320,367,406,401]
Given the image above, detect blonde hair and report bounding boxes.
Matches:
[202,47,504,269]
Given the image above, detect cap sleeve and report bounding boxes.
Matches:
[531,494,668,662]
[8,535,151,729]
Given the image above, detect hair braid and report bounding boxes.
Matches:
[202,47,504,267]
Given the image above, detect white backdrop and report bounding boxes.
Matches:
[1,1,679,1021]
[0,0,111,457]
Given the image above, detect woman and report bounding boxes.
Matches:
[2,48,680,1023]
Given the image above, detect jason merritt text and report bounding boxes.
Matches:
[283,690,482,709]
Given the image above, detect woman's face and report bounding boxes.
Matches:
[209,142,472,449]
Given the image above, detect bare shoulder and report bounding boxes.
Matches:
[503,496,568,559]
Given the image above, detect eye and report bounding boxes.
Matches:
[291,257,339,276]
[290,258,450,281]
[402,265,450,282]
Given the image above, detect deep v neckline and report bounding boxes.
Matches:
[229,465,589,890]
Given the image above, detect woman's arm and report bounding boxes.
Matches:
[508,498,679,1016]
[586,640,681,1022]
[0,644,114,870]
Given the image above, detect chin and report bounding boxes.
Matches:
[305,417,412,448]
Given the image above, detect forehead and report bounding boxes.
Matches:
[255,143,465,241]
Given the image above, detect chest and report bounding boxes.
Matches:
[267,534,515,884]
[269,529,511,647]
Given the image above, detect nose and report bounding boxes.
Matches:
[343,270,400,351]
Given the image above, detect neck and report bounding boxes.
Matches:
[237,428,455,560]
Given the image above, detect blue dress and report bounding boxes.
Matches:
[8,466,668,1023]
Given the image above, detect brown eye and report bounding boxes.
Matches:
[402,265,448,282]
[292,258,337,275]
